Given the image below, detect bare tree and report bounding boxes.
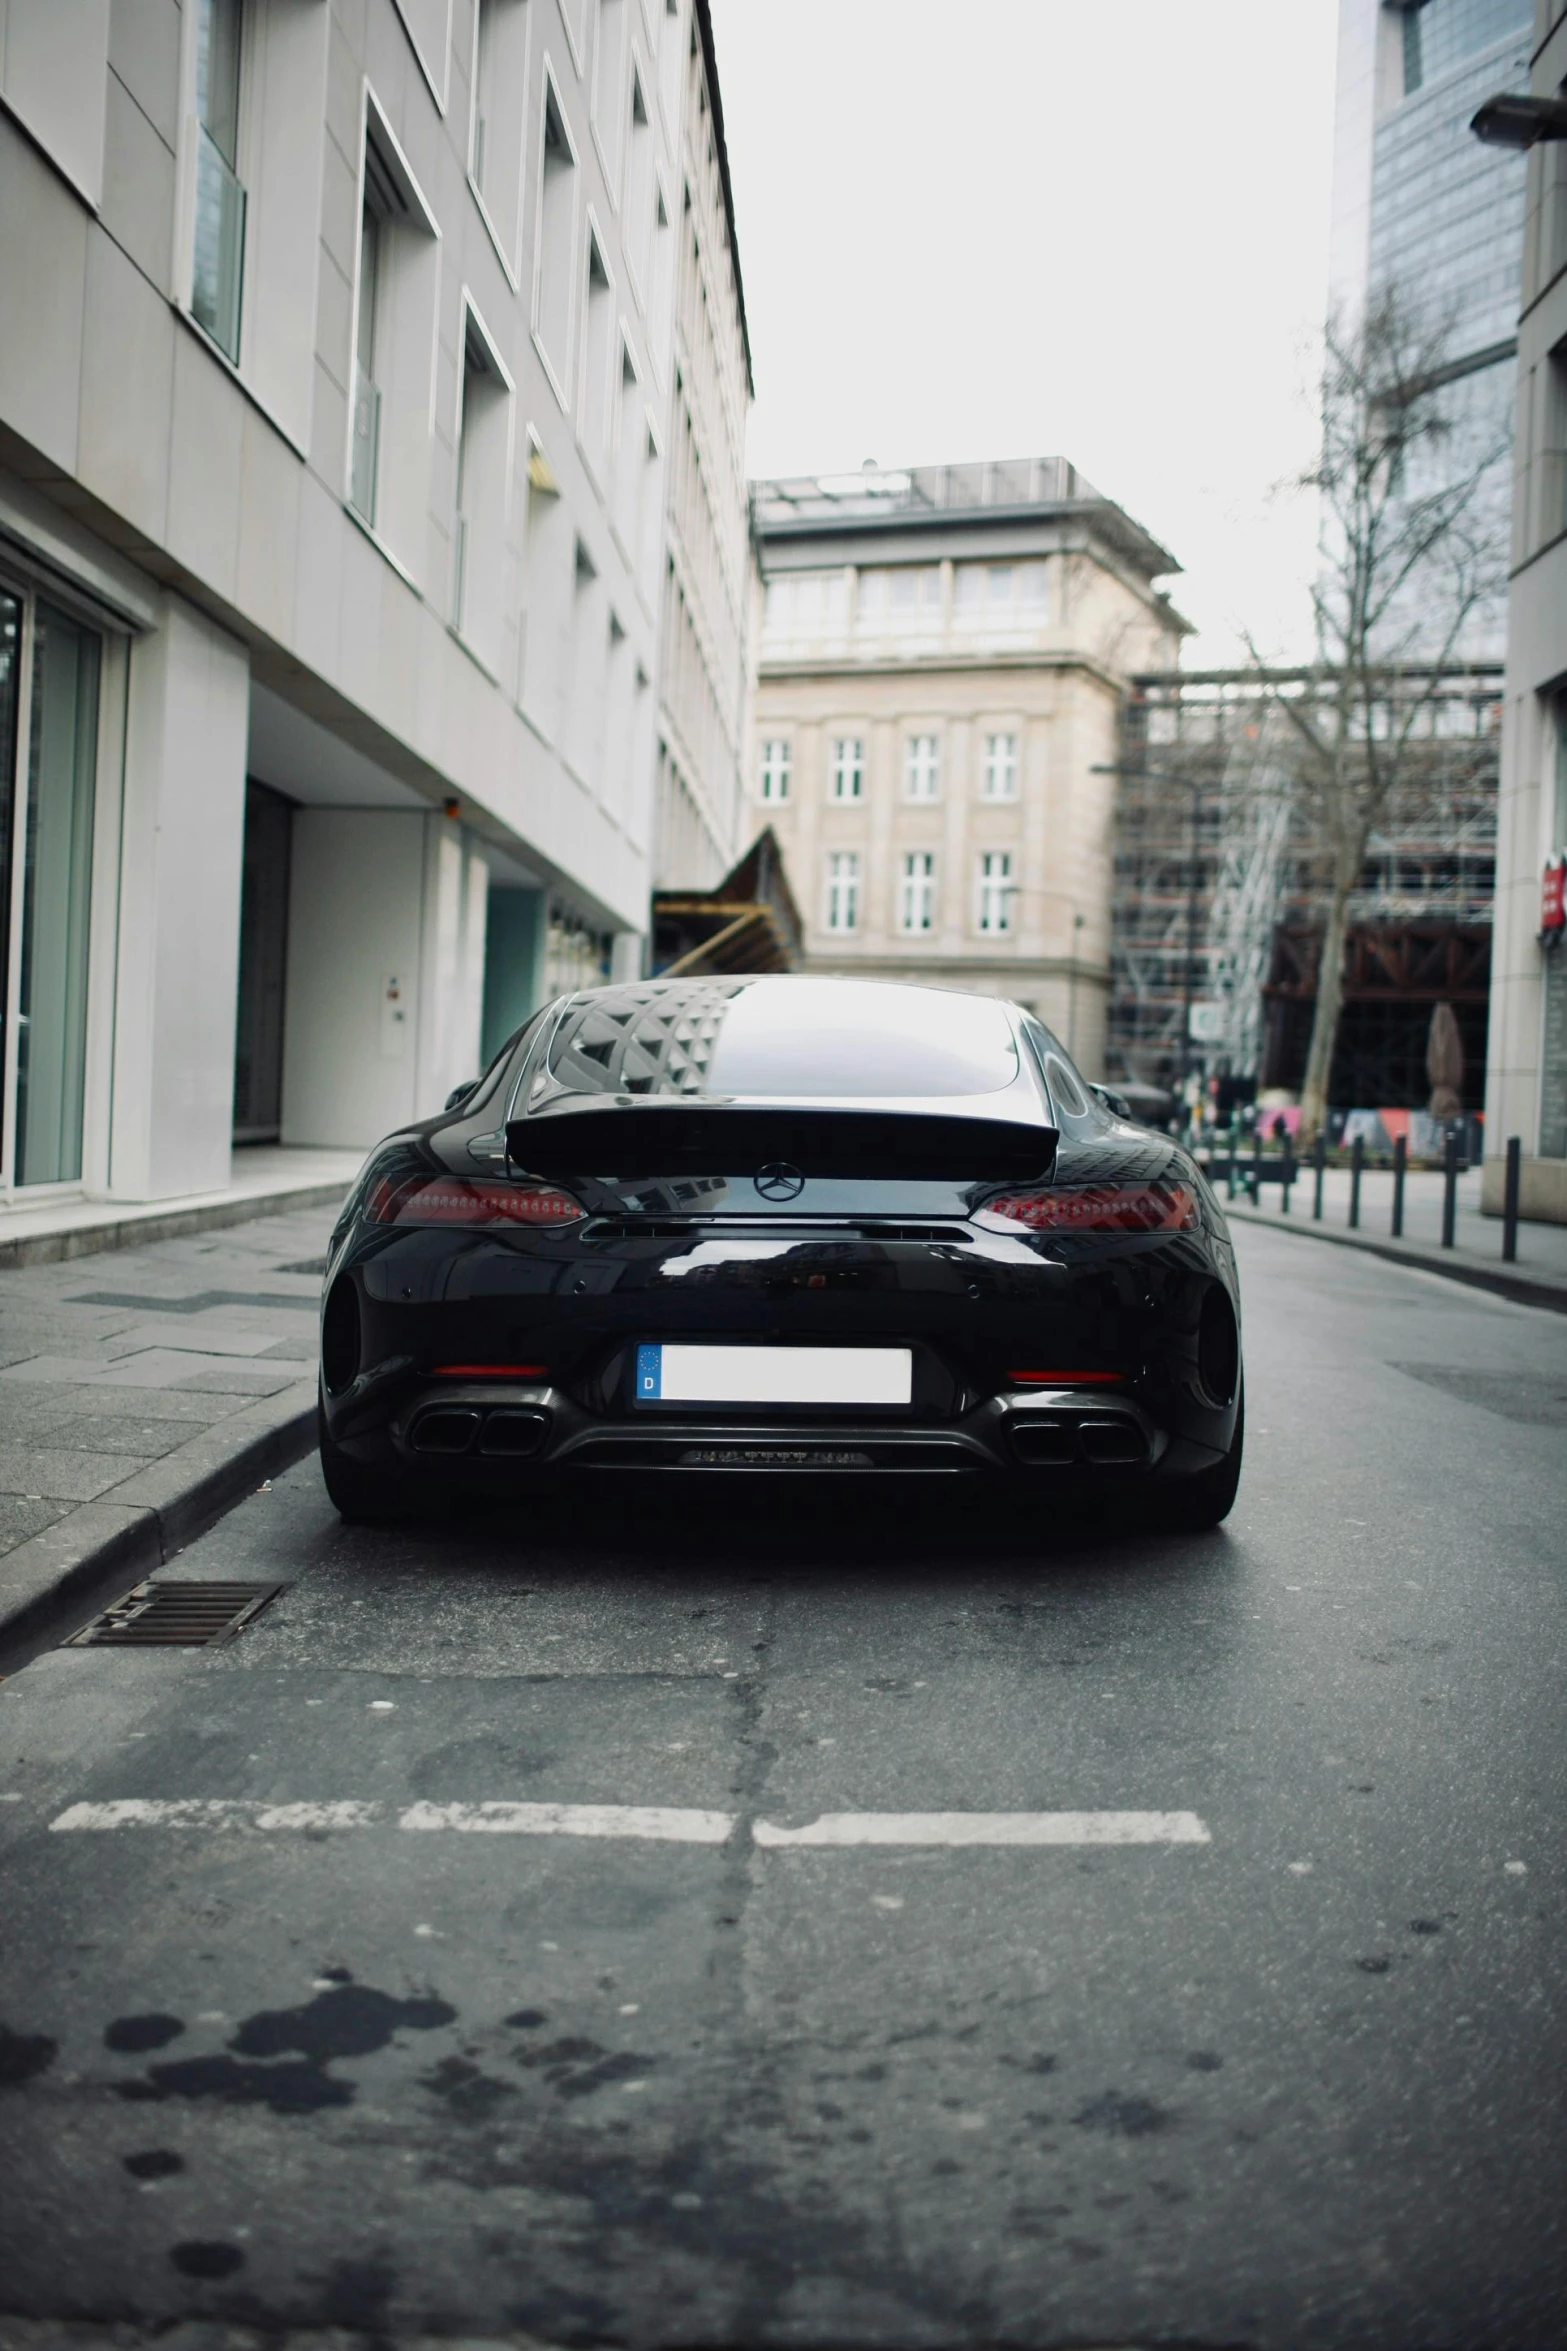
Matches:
[1254,286,1506,1144]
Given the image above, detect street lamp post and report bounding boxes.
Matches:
[1470,93,1567,149]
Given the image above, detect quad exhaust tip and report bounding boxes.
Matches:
[1011,1413,1147,1468]
[410,1404,551,1459]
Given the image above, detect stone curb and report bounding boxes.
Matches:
[0,1181,350,1271]
[0,1379,318,1654]
[1224,1201,1567,1317]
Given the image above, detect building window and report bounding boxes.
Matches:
[473,0,497,183]
[628,66,654,283]
[580,228,614,471]
[469,0,528,264]
[759,738,791,802]
[453,305,514,667]
[192,0,246,361]
[1547,336,1567,549]
[982,732,1018,800]
[899,850,935,934]
[593,0,628,186]
[1019,559,1051,615]
[826,851,860,932]
[1402,0,1524,98]
[858,566,942,634]
[350,140,401,526]
[762,571,848,644]
[977,849,1013,935]
[905,734,939,801]
[831,736,864,801]
[534,76,577,390]
[347,98,441,576]
[0,581,102,1188]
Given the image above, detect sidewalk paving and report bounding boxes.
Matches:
[0,1145,364,1268]
[1219,1162,1567,1311]
[0,1200,344,1650]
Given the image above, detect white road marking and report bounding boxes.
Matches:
[753,1810,1211,1848]
[398,1801,734,1843]
[50,1799,378,1833]
[47,1799,1214,1850]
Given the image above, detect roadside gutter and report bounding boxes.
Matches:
[0,1379,317,1657]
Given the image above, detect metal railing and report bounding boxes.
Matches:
[192,128,245,364]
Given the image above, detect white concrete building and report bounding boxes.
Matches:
[749,461,1187,1078]
[652,2,753,894]
[1480,0,1567,1225]
[0,0,745,1218]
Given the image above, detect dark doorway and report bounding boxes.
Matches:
[233,779,293,1142]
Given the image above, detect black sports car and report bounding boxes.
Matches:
[317,976,1243,1531]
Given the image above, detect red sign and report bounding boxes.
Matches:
[1544,857,1567,943]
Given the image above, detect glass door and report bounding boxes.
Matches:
[0,575,102,1190]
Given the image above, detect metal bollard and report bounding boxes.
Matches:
[1251,1137,1262,1207]
[1502,1134,1521,1264]
[1349,1133,1363,1230]
[1313,1132,1325,1222]
[1442,1127,1459,1249]
[1281,1137,1295,1213]
[1227,1131,1238,1203]
[1391,1133,1406,1238]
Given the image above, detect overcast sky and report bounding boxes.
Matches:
[709,1,1341,665]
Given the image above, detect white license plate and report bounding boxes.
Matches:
[635,1343,912,1407]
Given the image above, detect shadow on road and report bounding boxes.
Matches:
[317,1470,1243,1600]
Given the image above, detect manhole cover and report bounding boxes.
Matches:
[67,1581,285,1647]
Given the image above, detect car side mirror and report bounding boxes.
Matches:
[444,1080,477,1112]
[1091,1084,1132,1120]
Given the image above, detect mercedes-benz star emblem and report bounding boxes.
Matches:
[754,1161,805,1202]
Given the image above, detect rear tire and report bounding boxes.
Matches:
[1137,1391,1244,1534]
[317,1403,434,1524]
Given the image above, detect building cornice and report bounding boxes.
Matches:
[757,648,1138,697]
[756,495,1177,585]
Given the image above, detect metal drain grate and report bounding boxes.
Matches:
[67,1581,285,1648]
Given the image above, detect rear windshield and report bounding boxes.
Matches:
[543,978,1019,1100]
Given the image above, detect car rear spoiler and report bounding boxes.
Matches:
[504,1103,1057,1183]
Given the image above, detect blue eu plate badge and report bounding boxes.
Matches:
[636,1343,662,1401]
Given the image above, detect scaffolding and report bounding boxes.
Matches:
[1106,665,1501,1110]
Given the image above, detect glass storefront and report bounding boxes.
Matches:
[0,572,102,1189]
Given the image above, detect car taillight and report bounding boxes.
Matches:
[978,1181,1199,1234]
[367,1175,586,1228]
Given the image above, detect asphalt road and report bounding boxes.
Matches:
[0,1220,1563,2350]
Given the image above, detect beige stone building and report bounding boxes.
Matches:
[749,460,1187,1074]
